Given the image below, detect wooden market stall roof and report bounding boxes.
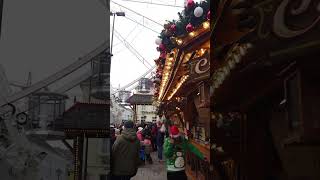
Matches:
[126,94,153,105]
[63,102,109,138]
[159,29,211,102]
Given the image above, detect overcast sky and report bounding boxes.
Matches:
[0,0,188,94]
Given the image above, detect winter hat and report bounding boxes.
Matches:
[124,121,134,129]
[170,125,180,138]
[115,128,120,135]
[138,127,143,132]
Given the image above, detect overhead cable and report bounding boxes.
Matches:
[111,0,163,27]
[114,29,153,68]
[124,16,160,34]
[119,0,184,8]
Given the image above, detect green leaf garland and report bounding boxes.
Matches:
[157,0,210,55]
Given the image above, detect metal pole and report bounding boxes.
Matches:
[0,0,3,39]
[84,135,89,180]
[88,60,93,103]
[110,13,116,54]
[81,133,87,180]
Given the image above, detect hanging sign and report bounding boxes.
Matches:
[189,52,210,82]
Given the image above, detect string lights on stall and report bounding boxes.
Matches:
[153,0,210,103]
[167,75,189,100]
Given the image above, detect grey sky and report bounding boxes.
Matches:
[0,0,187,94]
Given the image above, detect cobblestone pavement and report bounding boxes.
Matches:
[132,152,167,180]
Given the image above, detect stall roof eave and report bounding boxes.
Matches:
[126,94,153,105]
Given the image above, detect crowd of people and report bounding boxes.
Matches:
[110,118,205,180]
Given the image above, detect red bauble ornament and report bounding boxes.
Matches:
[186,23,194,32]
[170,24,176,32]
[186,0,195,8]
[159,43,166,52]
[207,11,210,20]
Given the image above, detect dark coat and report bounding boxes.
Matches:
[112,128,140,176]
[156,127,165,147]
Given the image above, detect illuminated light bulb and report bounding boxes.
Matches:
[200,48,206,55]
[176,39,183,45]
[189,32,195,37]
[203,21,210,29]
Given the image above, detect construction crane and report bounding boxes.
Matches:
[0,42,109,107]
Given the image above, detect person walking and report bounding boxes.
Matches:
[111,127,116,146]
[143,135,153,164]
[164,125,205,180]
[156,120,165,162]
[151,123,158,151]
[136,127,144,141]
[112,121,140,180]
[137,127,145,165]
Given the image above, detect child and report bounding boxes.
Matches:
[137,127,145,165]
[137,127,144,141]
[143,135,153,164]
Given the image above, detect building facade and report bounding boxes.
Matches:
[126,78,157,124]
[135,104,157,123]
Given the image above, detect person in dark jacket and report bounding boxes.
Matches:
[142,124,152,138]
[151,123,158,151]
[156,120,165,162]
[112,121,140,180]
[111,127,116,146]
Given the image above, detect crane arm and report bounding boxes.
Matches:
[0,42,109,106]
[118,65,155,90]
[54,70,92,94]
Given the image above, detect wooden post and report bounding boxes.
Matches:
[133,104,137,123]
[74,135,84,180]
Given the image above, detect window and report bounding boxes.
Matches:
[152,117,157,122]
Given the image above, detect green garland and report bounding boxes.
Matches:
[157,0,210,53]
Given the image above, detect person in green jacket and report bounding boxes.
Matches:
[112,121,140,180]
[164,125,205,180]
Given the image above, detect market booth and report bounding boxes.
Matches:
[152,0,213,179]
[211,0,320,179]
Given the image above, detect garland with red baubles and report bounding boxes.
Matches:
[152,0,210,99]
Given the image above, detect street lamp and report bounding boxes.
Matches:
[110,11,125,54]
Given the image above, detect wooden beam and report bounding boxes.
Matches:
[133,104,137,123]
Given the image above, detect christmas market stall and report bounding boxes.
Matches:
[211,0,320,179]
[152,0,213,179]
